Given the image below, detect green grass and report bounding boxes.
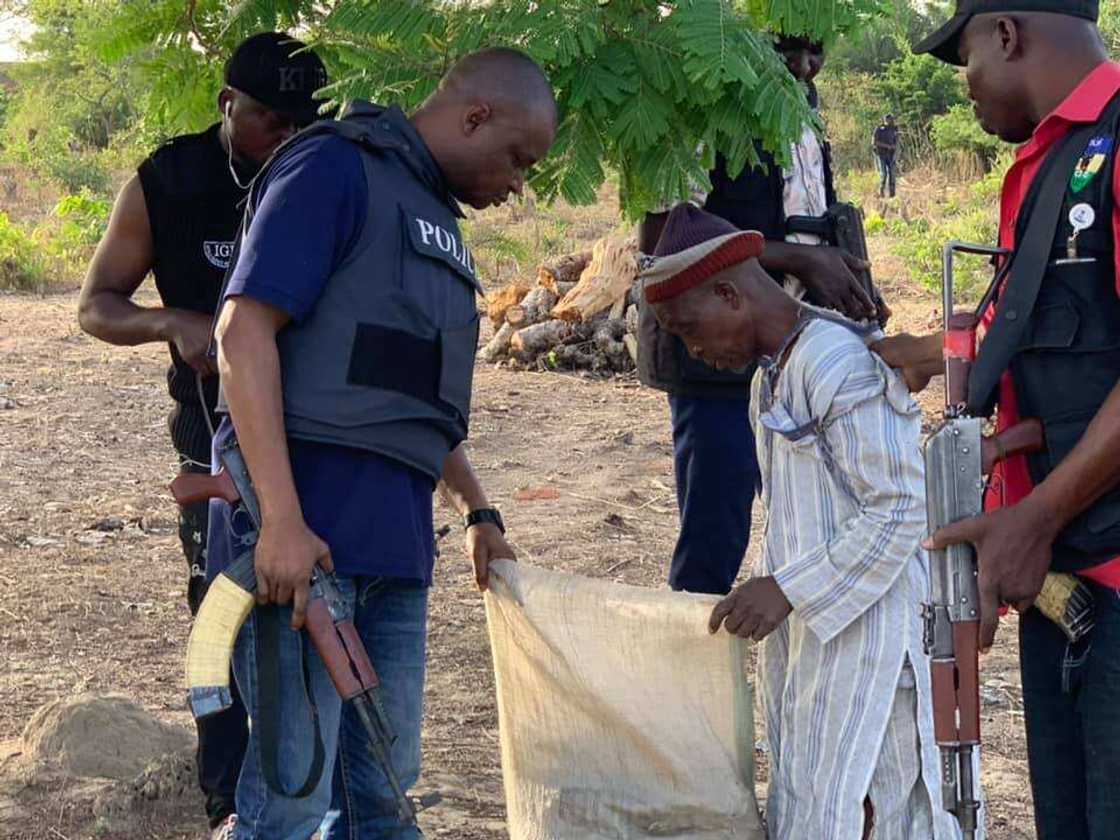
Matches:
[840,157,1009,301]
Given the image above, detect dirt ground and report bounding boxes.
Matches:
[0,272,1035,838]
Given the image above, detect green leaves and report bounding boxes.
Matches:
[531,107,607,207]
[608,80,673,148]
[49,0,889,217]
[302,0,835,217]
[744,0,887,43]
[675,0,760,89]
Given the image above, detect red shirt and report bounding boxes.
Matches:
[983,61,1120,587]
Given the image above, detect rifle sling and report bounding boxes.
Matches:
[256,603,327,798]
[967,120,1103,416]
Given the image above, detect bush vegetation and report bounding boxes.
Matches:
[1,0,1119,294]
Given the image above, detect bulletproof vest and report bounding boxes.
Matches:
[637,139,837,398]
[247,104,481,481]
[137,123,247,408]
[988,93,1120,572]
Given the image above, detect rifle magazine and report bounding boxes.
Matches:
[185,573,255,718]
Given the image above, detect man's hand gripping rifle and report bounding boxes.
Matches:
[171,436,430,828]
[924,243,1095,838]
[786,202,891,325]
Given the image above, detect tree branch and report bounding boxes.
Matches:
[184,0,220,57]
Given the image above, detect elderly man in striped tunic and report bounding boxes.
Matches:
[641,203,968,840]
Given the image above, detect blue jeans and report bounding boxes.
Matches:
[232,575,428,840]
[667,394,760,595]
[1020,581,1120,839]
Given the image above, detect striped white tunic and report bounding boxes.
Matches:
[750,316,969,840]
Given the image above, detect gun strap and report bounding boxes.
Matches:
[256,604,327,799]
[967,119,1105,416]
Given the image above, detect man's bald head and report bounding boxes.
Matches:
[412,47,557,211]
[958,11,1108,143]
[439,47,558,128]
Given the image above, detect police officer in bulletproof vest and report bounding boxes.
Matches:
[206,48,555,837]
[76,31,327,837]
[878,2,1120,835]
[636,34,881,599]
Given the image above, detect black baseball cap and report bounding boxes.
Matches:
[914,0,1099,66]
[225,32,328,126]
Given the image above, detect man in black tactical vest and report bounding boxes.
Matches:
[636,35,882,598]
[76,32,328,837]
[208,49,555,838]
[879,3,1120,835]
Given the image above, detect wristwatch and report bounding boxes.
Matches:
[464,507,505,534]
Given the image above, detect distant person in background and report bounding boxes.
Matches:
[873,114,900,197]
[76,32,328,840]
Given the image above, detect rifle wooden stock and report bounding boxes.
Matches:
[174,441,424,824]
[170,470,240,506]
[303,597,380,702]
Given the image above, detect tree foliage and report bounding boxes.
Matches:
[71,0,886,217]
[871,52,966,149]
[827,0,950,74]
[931,103,1002,168]
[1,0,140,192]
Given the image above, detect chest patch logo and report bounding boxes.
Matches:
[203,241,235,270]
[1071,136,1113,194]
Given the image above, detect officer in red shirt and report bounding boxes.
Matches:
[878,2,1120,836]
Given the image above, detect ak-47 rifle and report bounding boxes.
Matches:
[924,243,1096,839]
[171,435,436,829]
[787,202,890,325]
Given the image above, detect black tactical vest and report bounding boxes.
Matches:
[998,94,1120,572]
[137,124,247,409]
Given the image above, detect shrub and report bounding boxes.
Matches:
[864,211,885,235]
[872,54,967,140]
[54,190,111,242]
[931,104,1004,170]
[2,120,114,195]
[50,189,111,268]
[817,72,886,175]
[0,211,48,291]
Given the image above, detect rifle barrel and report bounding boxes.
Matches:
[352,692,418,826]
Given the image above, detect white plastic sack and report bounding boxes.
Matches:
[484,559,765,840]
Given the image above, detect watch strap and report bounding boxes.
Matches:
[464,507,504,534]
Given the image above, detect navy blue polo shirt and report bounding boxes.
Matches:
[208,132,436,584]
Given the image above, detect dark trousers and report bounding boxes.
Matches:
[171,402,249,829]
[667,394,760,595]
[1020,581,1120,839]
[877,154,897,197]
